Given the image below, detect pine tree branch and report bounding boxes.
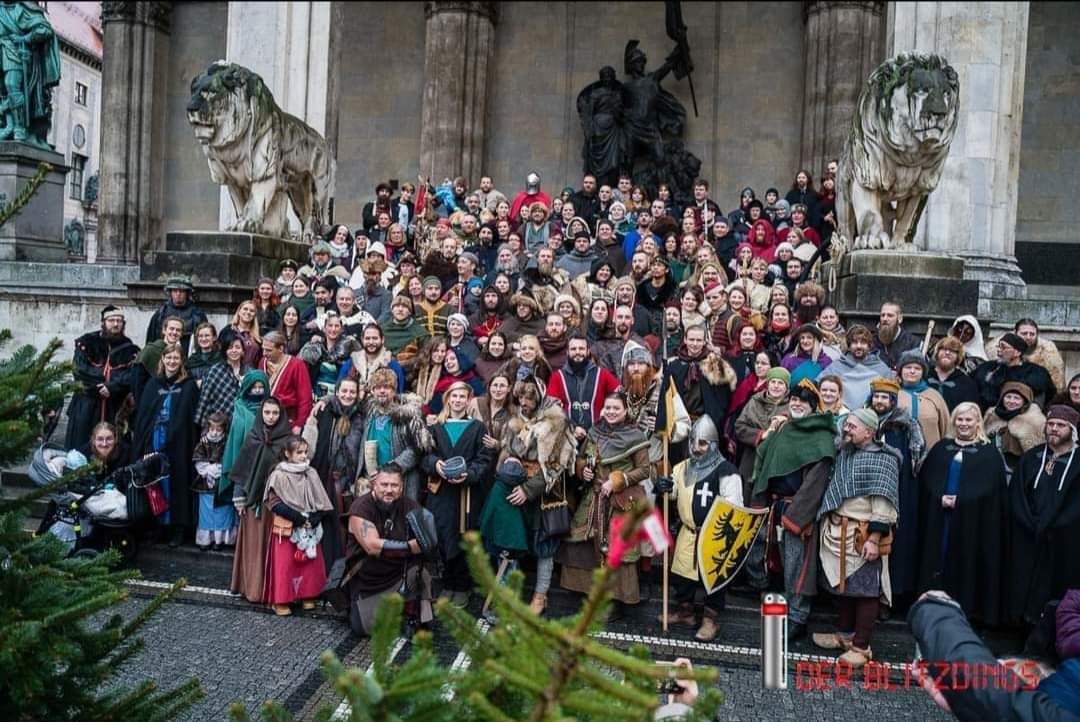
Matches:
[0,162,51,227]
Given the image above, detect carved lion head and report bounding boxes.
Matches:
[187,62,269,149]
[869,54,959,154]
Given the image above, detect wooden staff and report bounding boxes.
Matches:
[662,437,670,633]
[483,552,511,615]
[921,319,937,356]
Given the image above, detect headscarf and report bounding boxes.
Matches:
[235,400,293,512]
[217,370,269,504]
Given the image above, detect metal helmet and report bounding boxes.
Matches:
[691,415,720,448]
[526,172,541,194]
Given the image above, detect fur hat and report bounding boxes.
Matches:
[554,293,581,316]
[621,340,654,369]
[1000,381,1034,404]
[510,292,541,313]
[310,241,333,256]
[370,367,398,390]
[789,379,822,410]
[794,281,825,306]
[870,377,901,396]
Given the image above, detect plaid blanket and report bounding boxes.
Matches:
[818,442,900,518]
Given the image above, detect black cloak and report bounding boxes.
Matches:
[309,399,365,571]
[916,439,1010,626]
[229,411,293,514]
[130,373,199,528]
[420,418,494,563]
[1007,443,1080,624]
[65,331,140,449]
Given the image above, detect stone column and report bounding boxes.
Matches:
[97,2,172,265]
[800,1,885,176]
[222,2,342,230]
[887,1,1029,301]
[418,1,497,186]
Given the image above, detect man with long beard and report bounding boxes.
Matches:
[620,342,689,465]
[660,325,737,428]
[748,381,837,639]
[537,313,570,368]
[872,301,920,369]
[793,281,826,326]
[812,408,899,669]
[868,377,925,612]
[520,247,569,312]
[65,306,140,449]
[547,334,621,444]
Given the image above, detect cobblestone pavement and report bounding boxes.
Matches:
[108,544,987,720]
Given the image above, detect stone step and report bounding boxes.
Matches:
[139,250,284,288]
[163,231,310,260]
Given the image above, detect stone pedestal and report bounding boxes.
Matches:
[0,143,69,262]
[800,1,884,175]
[835,251,979,326]
[128,232,311,313]
[419,1,497,184]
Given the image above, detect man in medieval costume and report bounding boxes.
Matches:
[0,1,60,145]
[621,340,689,467]
[65,305,140,449]
[356,368,434,502]
[484,378,577,616]
[812,408,900,669]
[657,416,743,641]
[748,381,837,640]
[868,376,925,612]
[1006,404,1080,624]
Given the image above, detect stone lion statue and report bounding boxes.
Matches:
[186,62,335,241]
[836,54,959,251]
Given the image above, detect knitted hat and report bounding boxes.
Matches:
[366,241,388,259]
[765,367,791,384]
[775,242,795,255]
[897,349,929,376]
[573,229,592,242]
[849,407,880,432]
[447,313,470,332]
[100,305,124,321]
[423,275,443,290]
[436,218,452,228]
[775,199,791,213]
[1000,332,1029,354]
[310,241,333,255]
[713,215,729,226]
[869,377,901,396]
[459,251,480,267]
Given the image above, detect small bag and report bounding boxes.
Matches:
[539,475,571,538]
[144,481,169,517]
[272,513,294,538]
[610,484,646,512]
[125,478,152,521]
[855,520,893,556]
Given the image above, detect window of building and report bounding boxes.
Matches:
[69,154,86,200]
[75,81,87,106]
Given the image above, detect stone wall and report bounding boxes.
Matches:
[161,2,227,235]
[334,1,427,227]
[1015,1,1080,284]
[481,1,806,209]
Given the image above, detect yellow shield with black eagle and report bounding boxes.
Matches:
[695,499,768,594]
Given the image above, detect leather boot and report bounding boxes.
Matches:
[838,646,872,668]
[529,593,547,616]
[695,610,719,641]
[273,604,292,616]
[811,631,854,650]
[658,603,696,627]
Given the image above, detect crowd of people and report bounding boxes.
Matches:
[61,170,1079,672]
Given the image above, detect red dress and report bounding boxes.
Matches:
[261,355,313,429]
[263,490,327,604]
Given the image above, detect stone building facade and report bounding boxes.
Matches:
[0,1,1077,371]
[47,2,103,260]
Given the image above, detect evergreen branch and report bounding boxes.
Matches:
[0,161,52,227]
[120,578,187,637]
[467,691,517,722]
[482,659,546,696]
[573,661,660,710]
[560,690,644,720]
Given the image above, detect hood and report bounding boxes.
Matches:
[950,314,986,360]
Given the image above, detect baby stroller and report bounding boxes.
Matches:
[30,445,162,563]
